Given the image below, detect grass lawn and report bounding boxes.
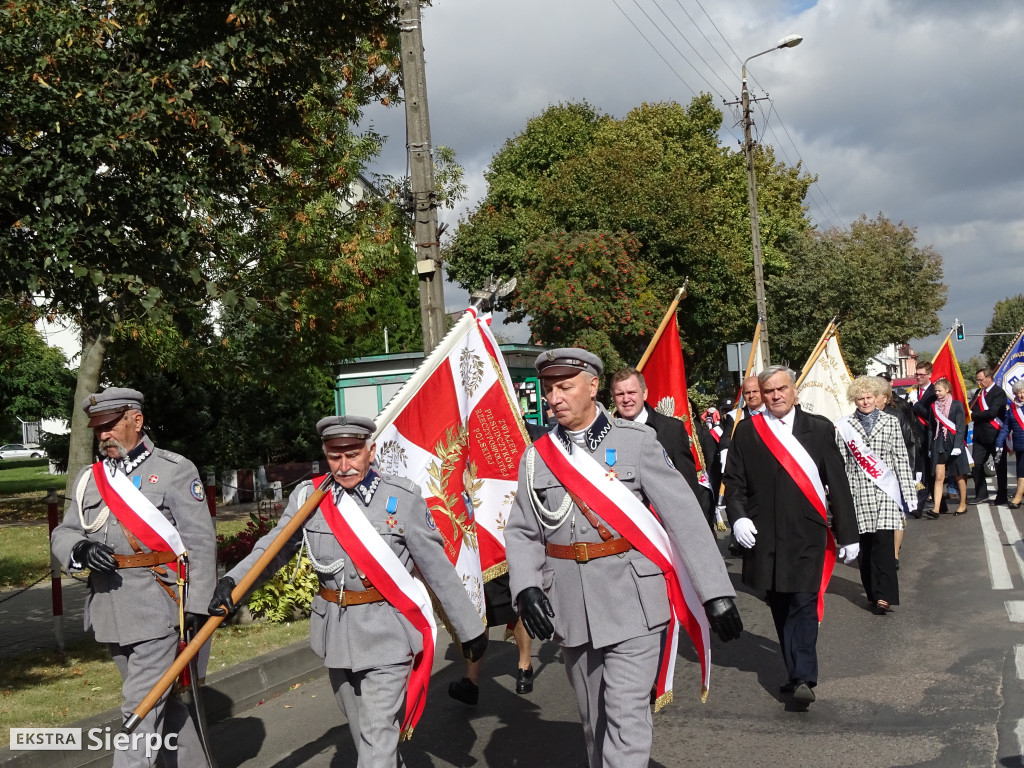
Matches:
[0,518,249,590]
[0,460,60,522]
[0,617,310,748]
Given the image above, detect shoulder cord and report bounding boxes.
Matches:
[76,469,108,534]
[293,483,345,577]
[526,445,573,530]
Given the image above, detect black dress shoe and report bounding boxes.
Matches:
[793,681,816,704]
[448,677,479,705]
[994,498,1009,505]
[968,495,990,504]
[779,680,797,694]
[515,666,534,695]
[1010,502,1021,510]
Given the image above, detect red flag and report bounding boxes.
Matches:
[930,335,972,422]
[639,313,709,487]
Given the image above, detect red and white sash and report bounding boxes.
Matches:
[914,387,929,426]
[835,417,911,512]
[750,413,836,622]
[980,388,1004,431]
[932,402,957,435]
[92,462,185,573]
[533,435,711,706]
[315,478,437,740]
[1011,402,1024,434]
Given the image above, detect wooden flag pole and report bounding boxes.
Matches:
[637,282,688,372]
[123,475,335,734]
[796,322,836,389]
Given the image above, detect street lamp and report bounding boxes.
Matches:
[741,34,802,367]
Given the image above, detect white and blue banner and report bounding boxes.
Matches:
[994,327,1024,399]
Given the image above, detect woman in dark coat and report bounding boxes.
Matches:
[927,378,969,518]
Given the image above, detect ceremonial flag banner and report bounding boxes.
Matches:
[930,335,972,421]
[640,312,710,489]
[373,309,529,619]
[797,335,855,422]
[994,326,1024,399]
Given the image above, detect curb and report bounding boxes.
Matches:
[0,640,326,767]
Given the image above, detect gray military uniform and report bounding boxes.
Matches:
[51,437,215,768]
[505,410,736,768]
[227,469,483,768]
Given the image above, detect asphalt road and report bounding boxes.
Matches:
[203,494,1024,768]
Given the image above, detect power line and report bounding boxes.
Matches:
[608,0,701,99]
[647,0,734,97]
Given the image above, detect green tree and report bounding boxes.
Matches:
[511,231,662,374]
[0,303,76,440]
[1,1,406,487]
[982,294,1024,366]
[771,215,946,372]
[446,96,814,381]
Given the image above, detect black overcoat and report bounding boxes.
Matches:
[724,406,857,593]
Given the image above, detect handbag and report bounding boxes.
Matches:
[984,454,996,477]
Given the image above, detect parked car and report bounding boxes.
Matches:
[0,443,46,460]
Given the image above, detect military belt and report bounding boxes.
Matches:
[113,551,177,569]
[545,537,632,563]
[318,585,385,606]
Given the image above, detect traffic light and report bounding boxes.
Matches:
[956,323,965,340]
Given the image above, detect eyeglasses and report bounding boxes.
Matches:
[915,372,929,377]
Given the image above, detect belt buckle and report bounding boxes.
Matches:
[574,542,590,563]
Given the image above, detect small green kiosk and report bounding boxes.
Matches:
[334,344,548,425]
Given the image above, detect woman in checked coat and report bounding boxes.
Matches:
[836,376,917,614]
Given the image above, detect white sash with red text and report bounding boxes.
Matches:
[835,418,911,512]
[316,481,437,740]
[533,435,711,707]
[932,402,957,435]
[92,462,185,573]
[980,388,1004,431]
[750,413,837,622]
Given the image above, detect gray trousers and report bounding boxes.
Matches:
[109,634,208,768]
[563,632,662,768]
[330,663,410,768]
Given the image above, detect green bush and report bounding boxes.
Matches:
[247,553,319,623]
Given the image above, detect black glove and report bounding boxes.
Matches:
[207,576,238,617]
[183,612,206,636]
[71,540,117,573]
[516,586,554,641]
[704,597,742,643]
[461,631,488,663]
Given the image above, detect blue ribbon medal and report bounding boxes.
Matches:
[605,448,617,467]
[132,476,142,490]
[386,496,398,515]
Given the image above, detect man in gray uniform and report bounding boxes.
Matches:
[505,349,742,768]
[51,388,215,768]
[208,415,487,768]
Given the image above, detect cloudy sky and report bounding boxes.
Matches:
[359,0,1023,365]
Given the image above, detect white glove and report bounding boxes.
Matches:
[732,518,757,549]
[719,448,729,472]
[951,448,961,456]
[838,542,860,564]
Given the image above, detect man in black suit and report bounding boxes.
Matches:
[910,360,939,511]
[970,367,1009,504]
[725,365,858,707]
[609,368,710,521]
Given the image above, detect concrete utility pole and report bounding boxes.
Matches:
[732,34,803,367]
[398,0,447,353]
[740,77,772,367]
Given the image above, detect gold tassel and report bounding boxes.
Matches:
[399,726,415,742]
[715,521,728,532]
[654,690,674,712]
[700,685,709,704]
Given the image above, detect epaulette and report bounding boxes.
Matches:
[153,447,184,464]
[611,418,651,433]
[378,473,421,495]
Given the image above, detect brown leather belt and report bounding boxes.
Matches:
[545,538,632,563]
[113,551,177,569]
[319,585,385,606]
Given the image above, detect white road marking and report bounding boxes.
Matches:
[1006,601,1024,622]
[999,506,1024,582]
[980,503,1014,589]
